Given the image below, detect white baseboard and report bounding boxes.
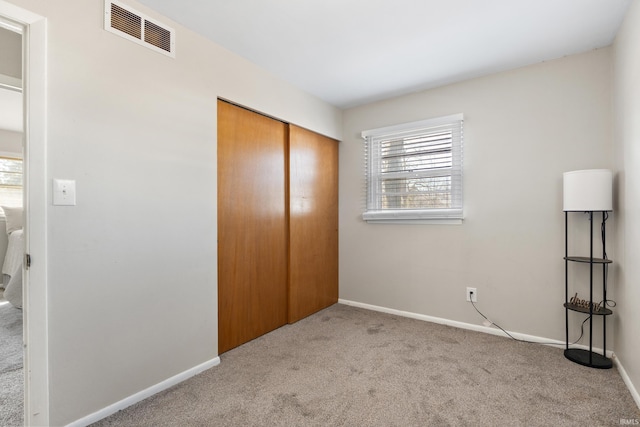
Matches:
[66,357,221,427]
[338,299,613,357]
[612,354,640,410]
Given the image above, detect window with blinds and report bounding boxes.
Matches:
[0,156,23,213]
[362,114,463,223]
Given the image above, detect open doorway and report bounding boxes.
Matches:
[0,17,24,426]
[0,3,48,424]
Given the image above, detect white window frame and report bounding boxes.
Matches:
[362,114,464,224]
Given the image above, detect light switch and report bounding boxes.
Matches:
[53,179,76,206]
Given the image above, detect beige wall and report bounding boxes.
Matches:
[613,0,640,407]
[5,0,341,425]
[0,26,21,79]
[340,49,613,343]
[0,87,23,132]
[0,128,22,154]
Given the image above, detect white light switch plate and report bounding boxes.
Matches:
[53,179,76,206]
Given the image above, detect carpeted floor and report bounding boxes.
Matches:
[0,292,24,427]
[93,303,640,426]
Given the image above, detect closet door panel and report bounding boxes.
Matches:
[218,101,288,354]
[288,125,339,323]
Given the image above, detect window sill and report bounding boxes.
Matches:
[362,209,463,225]
[364,218,463,225]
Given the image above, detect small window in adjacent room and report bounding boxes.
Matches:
[362,114,463,223]
[0,156,23,215]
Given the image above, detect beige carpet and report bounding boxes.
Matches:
[0,293,23,427]
[93,304,639,426]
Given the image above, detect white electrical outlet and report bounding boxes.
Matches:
[466,287,477,302]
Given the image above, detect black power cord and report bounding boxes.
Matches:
[597,211,617,309]
[467,211,615,347]
[469,298,589,346]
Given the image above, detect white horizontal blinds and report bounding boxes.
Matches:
[363,114,463,221]
[0,156,23,209]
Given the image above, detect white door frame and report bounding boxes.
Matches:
[0,2,48,426]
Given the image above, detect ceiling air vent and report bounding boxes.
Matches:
[104,0,175,58]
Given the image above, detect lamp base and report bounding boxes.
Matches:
[564,349,612,369]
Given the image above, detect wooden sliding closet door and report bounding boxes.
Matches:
[288,125,339,323]
[218,100,288,354]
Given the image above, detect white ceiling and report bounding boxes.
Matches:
[138,0,630,108]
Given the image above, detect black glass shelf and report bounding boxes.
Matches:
[564,302,612,316]
[564,256,612,264]
[564,348,612,369]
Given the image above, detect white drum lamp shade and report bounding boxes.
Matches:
[563,169,613,212]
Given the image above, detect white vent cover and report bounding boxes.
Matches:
[104,0,175,58]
